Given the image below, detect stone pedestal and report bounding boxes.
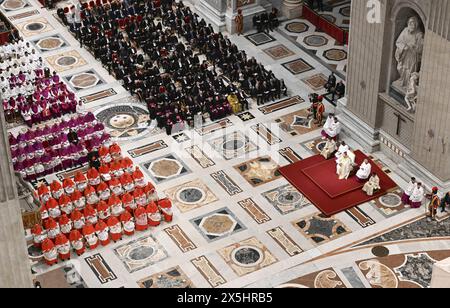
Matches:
[431,258,450,288]
[337,98,381,153]
[281,0,303,19]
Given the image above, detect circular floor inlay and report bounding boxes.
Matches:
[177,187,205,204]
[129,246,155,261]
[277,191,302,205]
[37,37,63,50]
[109,114,135,129]
[304,35,328,47]
[28,244,43,258]
[232,246,263,267]
[223,139,244,151]
[286,22,308,33]
[372,246,390,258]
[3,0,26,10]
[71,73,98,88]
[324,49,347,62]
[379,193,402,208]
[56,55,77,67]
[150,159,182,178]
[25,22,45,32]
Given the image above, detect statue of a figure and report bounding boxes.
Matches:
[394,16,424,89]
[404,72,419,112]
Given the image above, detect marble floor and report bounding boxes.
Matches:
[8,0,449,288]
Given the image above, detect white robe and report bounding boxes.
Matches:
[326,122,341,138]
[356,162,372,180]
[404,181,416,196]
[335,144,349,159]
[323,117,333,132]
[409,186,424,203]
[336,155,353,180]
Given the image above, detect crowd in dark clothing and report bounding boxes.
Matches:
[58,0,286,135]
[252,8,280,33]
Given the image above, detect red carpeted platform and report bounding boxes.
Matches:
[279,150,397,216]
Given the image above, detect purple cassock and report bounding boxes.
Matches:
[84,112,96,123]
[8,134,18,148]
[61,147,73,170]
[77,128,86,140]
[34,142,45,156]
[26,129,36,142]
[52,75,60,84]
[41,154,53,175]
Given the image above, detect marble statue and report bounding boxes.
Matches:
[394,16,424,89]
[404,72,419,112]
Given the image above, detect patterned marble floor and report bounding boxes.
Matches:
[9,0,448,289]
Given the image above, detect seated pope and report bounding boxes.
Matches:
[356,159,372,182]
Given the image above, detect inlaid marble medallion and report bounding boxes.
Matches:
[302,137,327,155]
[262,184,310,215]
[263,44,295,60]
[323,48,348,62]
[32,35,67,52]
[1,0,29,12]
[304,35,329,47]
[16,17,54,37]
[209,131,258,161]
[245,32,276,46]
[34,263,87,288]
[191,207,246,242]
[218,237,277,277]
[164,179,218,213]
[234,156,281,187]
[94,99,161,141]
[114,235,168,273]
[275,109,322,136]
[292,213,351,245]
[285,22,309,33]
[141,153,191,184]
[282,58,314,75]
[137,266,194,288]
[369,189,406,218]
[66,70,104,91]
[278,268,345,288]
[46,50,87,72]
[301,73,329,91]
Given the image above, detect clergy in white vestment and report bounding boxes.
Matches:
[362,173,380,196]
[335,141,349,159]
[321,138,337,160]
[401,177,416,205]
[336,152,354,180]
[321,115,334,139]
[409,182,424,209]
[356,159,372,182]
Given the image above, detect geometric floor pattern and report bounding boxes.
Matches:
[17,0,441,289]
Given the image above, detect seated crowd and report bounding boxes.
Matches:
[1,40,79,127]
[59,0,286,134]
[32,143,173,265]
[9,112,111,181]
[252,8,280,33]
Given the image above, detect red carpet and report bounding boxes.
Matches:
[279,150,397,216]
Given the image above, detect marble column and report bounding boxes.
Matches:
[0,106,33,288]
[281,0,303,19]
